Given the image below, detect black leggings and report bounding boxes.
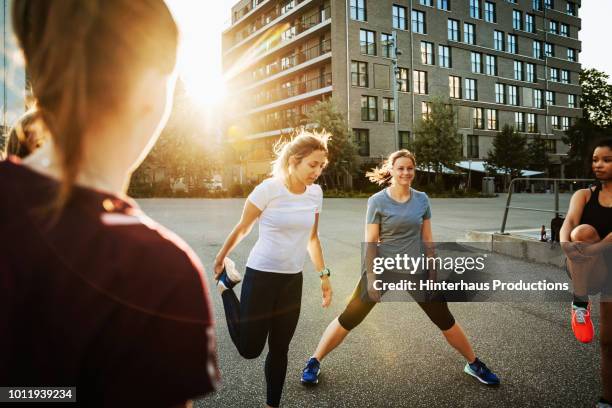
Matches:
[338,274,456,331]
[221,267,302,407]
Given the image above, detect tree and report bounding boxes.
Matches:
[562,68,612,177]
[526,133,549,172]
[579,68,612,128]
[562,118,612,177]
[304,98,357,189]
[411,97,462,183]
[485,124,528,190]
[130,80,220,192]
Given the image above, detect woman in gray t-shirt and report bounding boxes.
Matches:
[300,150,500,387]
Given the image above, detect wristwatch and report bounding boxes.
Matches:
[319,267,331,278]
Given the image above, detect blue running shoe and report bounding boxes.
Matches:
[301,357,321,385]
[217,258,242,290]
[463,358,500,385]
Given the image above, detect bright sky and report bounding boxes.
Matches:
[578,1,612,80]
[166,0,237,108]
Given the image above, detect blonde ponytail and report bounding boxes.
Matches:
[270,128,330,178]
[366,149,416,185]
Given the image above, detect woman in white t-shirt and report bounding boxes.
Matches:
[213,130,333,408]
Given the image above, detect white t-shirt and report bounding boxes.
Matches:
[246,177,323,274]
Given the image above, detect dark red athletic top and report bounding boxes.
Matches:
[0,157,218,407]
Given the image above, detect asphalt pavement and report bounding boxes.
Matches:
[138,193,603,408]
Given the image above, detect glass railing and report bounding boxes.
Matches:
[234,0,308,44]
[252,112,308,134]
[252,72,332,108]
[233,3,330,48]
[251,39,331,82]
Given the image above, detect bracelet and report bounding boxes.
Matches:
[319,267,331,278]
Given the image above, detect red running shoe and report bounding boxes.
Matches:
[571,303,594,343]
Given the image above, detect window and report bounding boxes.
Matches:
[484,2,496,22]
[544,42,554,57]
[549,20,558,34]
[508,34,517,54]
[533,89,543,108]
[546,90,555,105]
[360,29,376,55]
[448,19,460,41]
[544,0,553,9]
[560,23,569,37]
[513,10,522,30]
[470,0,481,18]
[551,115,559,129]
[473,108,484,129]
[508,85,518,105]
[486,109,498,130]
[525,13,535,33]
[526,63,536,82]
[422,101,432,120]
[550,67,559,82]
[383,97,395,122]
[567,48,576,62]
[464,23,475,44]
[381,33,394,58]
[352,129,370,156]
[350,0,367,21]
[467,135,479,158]
[465,78,477,100]
[351,61,368,87]
[568,94,576,108]
[515,112,525,131]
[495,83,505,104]
[439,45,451,68]
[392,5,407,30]
[399,131,411,149]
[449,75,461,98]
[567,1,576,16]
[494,30,504,51]
[414,70,428,94]
[485,55,497,76]
[527,113,537,132]
[361,96,378,121]
[514,61,523,81]
[533,0,543,11]
[561,69,569,84]
[561,116,570,130]
[471,52,482,73]
[397,67,409,92]
[438,0,450,11]
[421,41,434,64]
[420,0,433,5]
[412,10,426,33]
[545,139,556,153]
[533,40,542,59]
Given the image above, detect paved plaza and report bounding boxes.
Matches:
[138,193,603,408]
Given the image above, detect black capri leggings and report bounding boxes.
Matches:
[338,274,456,331]
[221,267,302,408]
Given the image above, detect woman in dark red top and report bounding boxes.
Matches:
[0,1,218,407]
[561,139,612,407]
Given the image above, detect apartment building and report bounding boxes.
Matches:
[222,0,582,182]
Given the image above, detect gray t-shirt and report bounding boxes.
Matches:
[366,188,431,266]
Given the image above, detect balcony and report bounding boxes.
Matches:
[250,72,332,111]
[243,39,331,90]
[227,0,320,54]
[251,113,308,136]
[225,9,331,80]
